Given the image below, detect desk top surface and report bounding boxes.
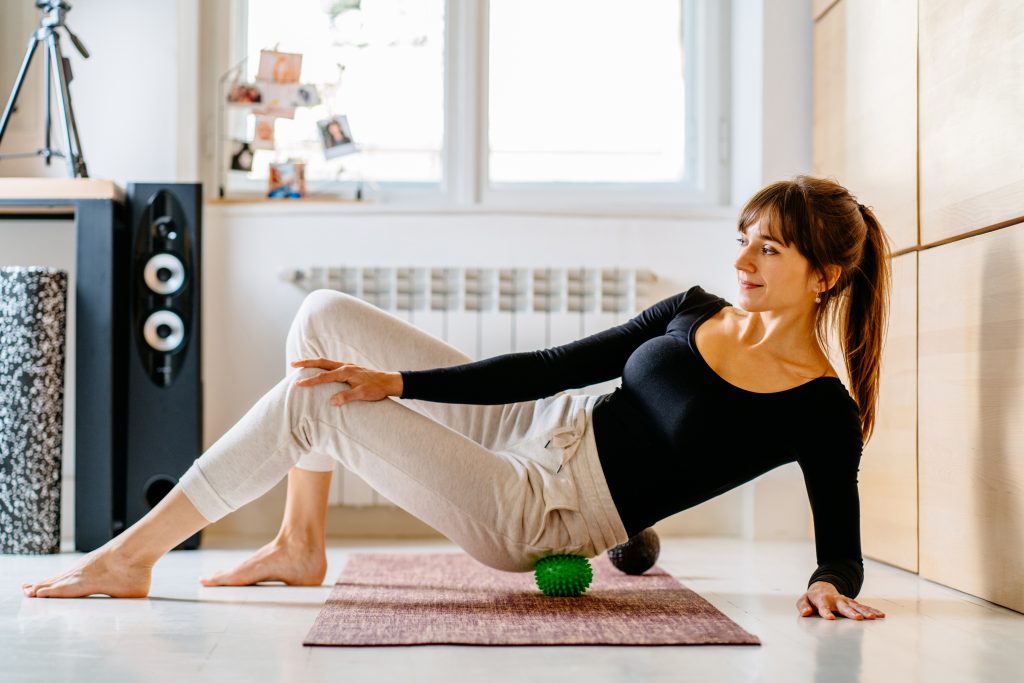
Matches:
[0,178,125,203]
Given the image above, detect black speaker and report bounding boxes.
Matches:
[126,183,203,549]
[74,183,203,552]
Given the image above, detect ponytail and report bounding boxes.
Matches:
[838,204,893,443]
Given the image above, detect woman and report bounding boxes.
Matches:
[22,175,888,621]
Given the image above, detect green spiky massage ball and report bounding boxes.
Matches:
[533,554,593,597]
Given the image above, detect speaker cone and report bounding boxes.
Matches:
[143,253,186,295]
[142,309,185,351]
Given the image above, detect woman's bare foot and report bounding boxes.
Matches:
[199,537,327,587]
[22,547,153,599]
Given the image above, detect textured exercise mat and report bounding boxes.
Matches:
[303,552,761,646]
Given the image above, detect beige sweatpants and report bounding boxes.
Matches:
[178,289,628,571]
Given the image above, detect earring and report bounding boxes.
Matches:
[815,292,822,304]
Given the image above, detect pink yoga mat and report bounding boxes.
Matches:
[303,552,761,646]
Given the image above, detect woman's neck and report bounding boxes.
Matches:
[728,306,830,370]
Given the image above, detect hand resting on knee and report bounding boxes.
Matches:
[291,358,404,406]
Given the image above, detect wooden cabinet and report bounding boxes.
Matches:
[817,252,918,574]
[918,224,1024,613]
[811,0,839,22]
[860,252,918,572]
[812,0,920,574]
[919,0,1024,244]
[816,0,1024,612]
[812,0,918,252]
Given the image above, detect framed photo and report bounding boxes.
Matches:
[268,160,306,199]
[294,84,321,106]
[317,115,357,159]
[229,141,254,172]
[227,82,262,105]
[256,50,302,83]
[253,115,276,150]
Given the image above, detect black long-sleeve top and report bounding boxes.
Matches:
[398,285,865,598]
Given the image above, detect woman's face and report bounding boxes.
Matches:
[733,219,823,313]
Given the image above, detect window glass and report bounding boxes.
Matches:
[240,0,445,186]
[488,0,687,184]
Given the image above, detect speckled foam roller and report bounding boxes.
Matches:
[0,267,68,554]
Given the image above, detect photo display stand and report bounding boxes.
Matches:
[214,53,356,201]
[215,56,248,198]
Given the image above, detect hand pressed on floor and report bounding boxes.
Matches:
[796,581,886,620]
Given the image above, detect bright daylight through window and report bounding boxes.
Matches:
[240,0,445,190]
[488,0,687,184]
[237,0,696,199]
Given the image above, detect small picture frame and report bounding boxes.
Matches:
[268,160,306,199]
[229,141,254,172]
[317,115,357,159]
[227,82,262,105]
[256,49,302,84]
[253,115,276,150]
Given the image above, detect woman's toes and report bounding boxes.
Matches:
[200,567,249,586]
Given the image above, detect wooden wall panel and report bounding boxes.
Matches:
[812,0,918,252]
[815,253,919,572]
[812,0,839,22]
[919,0,1024,243]
[811,2,846,190]
[919,224,1024,614]
[860,251,918,571]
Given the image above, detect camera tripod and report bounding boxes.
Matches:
[0,0,89,178]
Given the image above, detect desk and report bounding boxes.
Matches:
[0,178,127,551]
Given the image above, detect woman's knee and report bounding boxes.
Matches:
[287,290,361,357]
[298,289,362,328]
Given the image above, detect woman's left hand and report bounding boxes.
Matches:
[796,581,886,620]
[291,358,403,406]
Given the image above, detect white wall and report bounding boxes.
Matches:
[0,0,818,545]
[0,0,189,183]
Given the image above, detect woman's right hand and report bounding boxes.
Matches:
[291,358,403,406]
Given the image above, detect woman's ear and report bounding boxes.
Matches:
[818,264,841,292]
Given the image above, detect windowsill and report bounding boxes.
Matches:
[205,196,740,221]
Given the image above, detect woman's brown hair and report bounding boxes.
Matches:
[737,175,894,444]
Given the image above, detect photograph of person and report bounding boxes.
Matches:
[317,115,357,159]
[229,141,254,172]
[227,82,262,104]
[253,115,275,150]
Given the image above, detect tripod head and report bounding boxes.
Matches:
[34,0,89,59]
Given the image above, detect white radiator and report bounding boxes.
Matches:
[280,266,658,507]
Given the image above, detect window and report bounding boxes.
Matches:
[234,0,445,192]
[230,0,726,208]
[488,0,687,184]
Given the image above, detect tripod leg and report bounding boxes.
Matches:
[46,32,79,177]
[61,57,88,178]
[0,36,41,145]
[44,43,52,165]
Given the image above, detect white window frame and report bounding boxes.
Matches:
[228,0,731,214]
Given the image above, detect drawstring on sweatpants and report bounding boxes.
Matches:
[544,409,588,473]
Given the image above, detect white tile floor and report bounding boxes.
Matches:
[2,535,1022,683]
